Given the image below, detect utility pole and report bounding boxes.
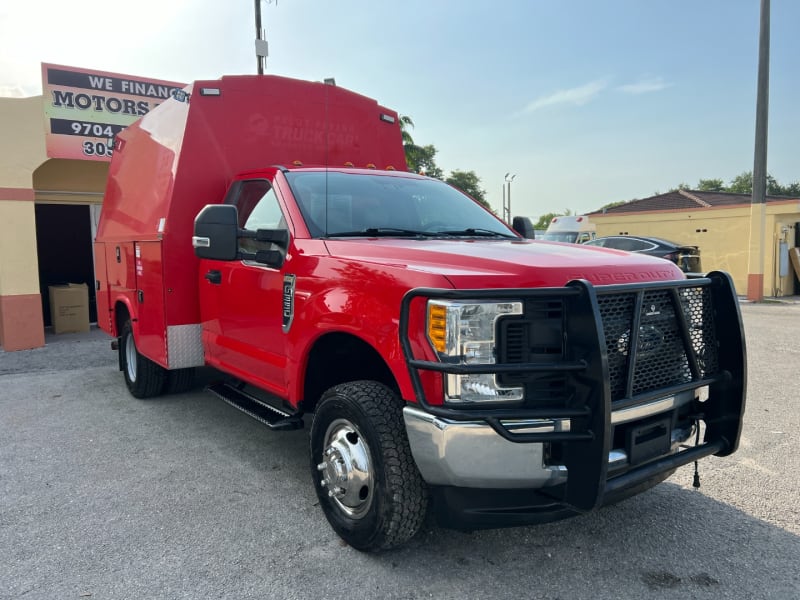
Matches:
[747,0,770,301]
[503,173,516,224]
[502,179,507,223]
[254,0,270,74]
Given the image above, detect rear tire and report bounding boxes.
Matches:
[120,320,166,399]
[165,368,195,394]
[310,381,427,551]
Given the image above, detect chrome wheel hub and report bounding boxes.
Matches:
[317,419,373,519]
[125,331,137,383]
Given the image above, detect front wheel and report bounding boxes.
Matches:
[310,381,428,551]
[120,320,166,399]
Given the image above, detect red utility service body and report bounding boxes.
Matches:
[95,77,405,382]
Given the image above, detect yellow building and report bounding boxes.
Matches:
[0,64,182,351]
[590,189,800,298]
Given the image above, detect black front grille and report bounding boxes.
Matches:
[595,293,636,400]
[597,286,719,403]
[494,284,721,406]
[497,299,567,405]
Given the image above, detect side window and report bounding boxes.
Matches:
[608,237,637,251]
[626,239,655,252]
[228,179,288,255]
[243,186,284,231]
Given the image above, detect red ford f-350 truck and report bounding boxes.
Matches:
[94,75,746,551]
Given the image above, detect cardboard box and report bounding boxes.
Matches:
[48,283,90,334]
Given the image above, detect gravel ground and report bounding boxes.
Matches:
[1,302,798,600]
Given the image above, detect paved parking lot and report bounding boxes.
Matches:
[1,301,799,600]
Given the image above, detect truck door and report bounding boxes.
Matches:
[200,178,291,397]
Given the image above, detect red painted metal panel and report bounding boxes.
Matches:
[135,241,167,367]
[104,241,137,336]
[93,242,111,334]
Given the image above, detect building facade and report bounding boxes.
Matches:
[590,189,800,298]
[0,64,182,350]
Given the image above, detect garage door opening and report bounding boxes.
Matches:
[35,203,97,327]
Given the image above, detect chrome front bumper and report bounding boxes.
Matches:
[403,391,696,489]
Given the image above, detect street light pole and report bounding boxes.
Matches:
[503,173,516,224]
[502,182,507,222]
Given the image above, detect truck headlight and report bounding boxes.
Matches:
[427,300,524,404]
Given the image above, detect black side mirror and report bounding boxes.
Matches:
[255,229,289,247]
[193,204,239,260]
[512,216,536,239]
[240,228,289,268]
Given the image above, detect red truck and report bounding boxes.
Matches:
[94,74,746,551]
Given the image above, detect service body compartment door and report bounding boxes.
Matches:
[134,241,167,368]
[104,241,137,335]
[93,242,112,334]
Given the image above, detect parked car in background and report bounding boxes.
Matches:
[583,235,702,273]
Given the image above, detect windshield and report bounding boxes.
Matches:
[538,232,579,243]
[285,171,516,238]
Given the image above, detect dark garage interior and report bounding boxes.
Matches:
[35,203,97,327]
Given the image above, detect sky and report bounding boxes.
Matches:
[1,0,798,220]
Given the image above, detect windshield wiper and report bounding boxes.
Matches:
[436,228,517,238]
[326,227,438,238]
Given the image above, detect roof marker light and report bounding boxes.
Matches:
[293,160,303,166]
[386,165,396,171]
[344,161,354,167]
[199,88,221,96]
[366,163,376,169]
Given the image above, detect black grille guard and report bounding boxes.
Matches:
[399,272,746,511]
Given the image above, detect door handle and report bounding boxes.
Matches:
[205,270,222,285]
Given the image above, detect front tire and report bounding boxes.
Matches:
[310,381,428,551]
[120,320,166,399]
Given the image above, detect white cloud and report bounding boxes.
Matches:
[521,80,607,113]
[617,77,672,94]
[0,84,29,97]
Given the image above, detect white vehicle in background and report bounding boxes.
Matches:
[539,215,596,243]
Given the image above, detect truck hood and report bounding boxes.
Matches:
[322,238,685,288]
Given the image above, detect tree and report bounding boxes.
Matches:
[534,212,561,229]
[409,144,444,179]
[726,171,753,194]
[599,200,628,211]
[399,115,443,178]
[697,178,725,191]
[726,171,783,195]
[783,181,800,196]
[445,170,491,211]
[667,172,800,196]
[399,115,422,172]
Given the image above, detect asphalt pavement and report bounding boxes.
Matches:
[1,302,798,600]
